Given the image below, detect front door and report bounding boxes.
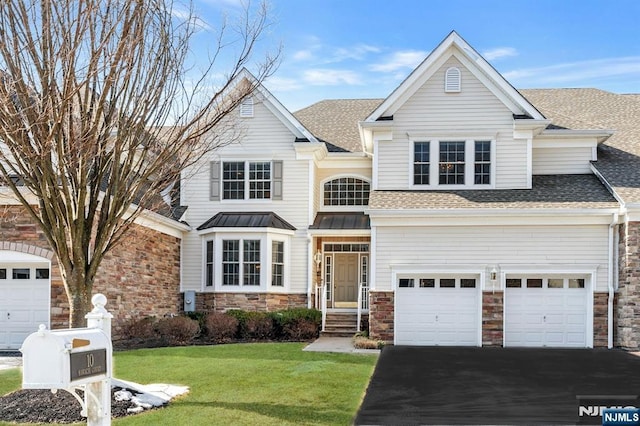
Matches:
[334,253,358,308]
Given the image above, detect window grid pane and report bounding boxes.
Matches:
[439,141,465,185]
[413,142,430,185]
[271,241,284,286]
[323,177,370,206]
[474,141,491,185]
[222,162,245,200]
[205,241,214,287]
[243,240,261,286]
[222,240,240,285]
[13,268,30,279]
[249,162,271,199]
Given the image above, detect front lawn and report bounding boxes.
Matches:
[0,343,377,425]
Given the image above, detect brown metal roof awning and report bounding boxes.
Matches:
[197,212,296,231]
[309,212,370,230]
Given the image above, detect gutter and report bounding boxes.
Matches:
[607,212,619,349]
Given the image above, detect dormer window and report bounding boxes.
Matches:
[240,97,254,117]
[445,67,461,93]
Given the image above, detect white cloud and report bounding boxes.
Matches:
[293,50,314,61]
[482,47,518,61]
[265,76,304,92]
[330,44,381,63]
[370,50,427,72]
[303,69,363,86]
[503,56,640,86]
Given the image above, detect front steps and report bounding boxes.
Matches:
[322,312,367,337]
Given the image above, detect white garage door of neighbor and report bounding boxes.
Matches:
[0,263,50,350]
[395,277,480,346]
[505,277,588,348]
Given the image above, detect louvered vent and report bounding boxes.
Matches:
[445,67,461,92]
[240,97,254,117]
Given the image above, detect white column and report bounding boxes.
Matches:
[85,294,113,426]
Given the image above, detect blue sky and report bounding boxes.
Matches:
[191,0,640,111]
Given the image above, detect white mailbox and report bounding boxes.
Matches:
[21,324,112,389]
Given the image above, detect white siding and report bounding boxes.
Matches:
[533,147,593,174]
[181,100,311,293]
[374,224,609,292]
[376,52,528,190]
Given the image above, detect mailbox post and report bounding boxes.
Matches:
[21,294,114,426]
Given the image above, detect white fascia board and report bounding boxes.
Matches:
[132,208,190,238]
[625,208,640,222]
[359,121,392,154]
[197,226,296,237]
[294,142,327,161]
[533,138,598,149]
[317,154,371,170]
[307,229,371,237]
[368,209,620,227]
[514,119,553,135]
[537,129,613,144]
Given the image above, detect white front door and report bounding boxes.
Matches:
[505,277,589,348]
[395,276,480,346]
[0,260,50,350]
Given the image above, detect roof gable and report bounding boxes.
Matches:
[365,31,545,122]
[237,69,319,143]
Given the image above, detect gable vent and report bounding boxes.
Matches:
[444,67,461,93]
[240,97,254,117]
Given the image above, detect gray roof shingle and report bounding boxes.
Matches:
[520,89,640,204]
[369,175,618,210]
[294,99,383,153]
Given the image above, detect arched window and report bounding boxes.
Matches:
[323,177,370,206]
[445,67,461,93]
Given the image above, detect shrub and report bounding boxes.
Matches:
[205,312,239,343]
[245,312,274,340]
[120,316,158,341]
[224,309,250,338]
[155,316,200,346]
[282,318,319,341]
[353,335,385,350]
[185,311,207,335]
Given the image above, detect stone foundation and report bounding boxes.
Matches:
[193,292,308,313]
[617,221,640,350]
[482,291,503,346]
[368,291,394,342]
[593,292,611,348]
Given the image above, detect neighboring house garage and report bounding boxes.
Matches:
[0,250,51,350]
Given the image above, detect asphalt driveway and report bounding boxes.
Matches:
[354,346,640,425]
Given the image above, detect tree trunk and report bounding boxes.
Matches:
[65,268,94,328]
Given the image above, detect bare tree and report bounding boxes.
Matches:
[0,0,278,326]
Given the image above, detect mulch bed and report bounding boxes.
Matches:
[0,387,162,424]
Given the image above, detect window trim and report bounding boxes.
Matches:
[410,138,496,190]
[320,174,372,211]
[216,160,282,202]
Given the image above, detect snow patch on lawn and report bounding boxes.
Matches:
[112,378,189,413]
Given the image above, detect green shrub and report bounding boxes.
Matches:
[205,312,239,343]
[121,316,158,341]
[271,308,321,341]
[155,316,200,346]
[245,312,275,340]
[185,311,207,335]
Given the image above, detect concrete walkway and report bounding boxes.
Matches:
[0,354,22,370]
[303,336,380,354]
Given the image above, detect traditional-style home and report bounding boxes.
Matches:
[2,31,638,350]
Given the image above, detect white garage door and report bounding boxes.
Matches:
[505,277,589,348]
[395,277,480,346]
[0,259,50,350]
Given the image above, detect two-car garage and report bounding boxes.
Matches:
[394,273,591,348]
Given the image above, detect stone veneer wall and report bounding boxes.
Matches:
[368,291,394,342]
[593,292,610,348]
[482,292,503,346]
[193,292,308,313]
[617,221,640,350]
[1,205,182,340]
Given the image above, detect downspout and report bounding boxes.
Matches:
[607,212,618,349]
[306,234,312,309]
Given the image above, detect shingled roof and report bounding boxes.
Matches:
[369,175,618,211]
[520,89,640,205]
[294,99,383,153]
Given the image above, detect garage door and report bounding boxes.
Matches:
[395,277,480,346]
[0,260,50,350]
[505,277,588,348]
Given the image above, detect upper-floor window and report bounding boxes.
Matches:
[323,177,370,206]
[412,139,493,188]
[210,160,283,201]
